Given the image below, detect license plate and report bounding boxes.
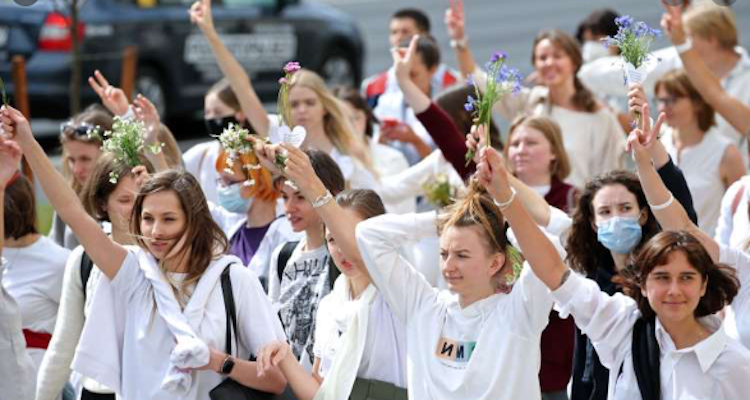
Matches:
[0,26,8,48]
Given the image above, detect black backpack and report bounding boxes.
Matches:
[276,241,340,290]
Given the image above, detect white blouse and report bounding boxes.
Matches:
[0,257,36,400]
[552,272,750,400]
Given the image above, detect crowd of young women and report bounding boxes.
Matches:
[3,1,750,400]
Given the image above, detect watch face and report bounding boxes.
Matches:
[222,358,236,374]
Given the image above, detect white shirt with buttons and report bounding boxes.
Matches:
[552,271,750,400]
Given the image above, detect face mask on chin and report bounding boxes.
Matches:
[204,115,241,138]
[596,216,643,254]
[582,40,610,63]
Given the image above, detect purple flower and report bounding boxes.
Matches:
[464,102,474,112]
[466,76,475,87]
[283,61,301,74]
[489,51,507,64]
[615,15,634,29]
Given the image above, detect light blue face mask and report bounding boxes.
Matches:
[218,183,253,214]
[596,216,643,254]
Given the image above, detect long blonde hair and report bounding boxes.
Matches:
[289,70,375,174]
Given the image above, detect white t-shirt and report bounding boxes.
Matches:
[0,257,36,400]
[356,212,553,400]
[313,288,407,388]
[104,249,286,400]
[2,236,70,374]
[552,271,750,400]
[715,175,750,248]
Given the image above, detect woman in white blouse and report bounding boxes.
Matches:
[446,6,625,188]
[256,143,406,400]
[506,105,750,400]
[1,106,287,400]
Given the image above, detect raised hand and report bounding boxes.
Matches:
[0,138,21,188]
[444,0,465,41]
[626,103,666,165]
[256,341,291,377]
[251,138,283,175]
[465,124,487,164]
[131,165,151,188]
[89,70,130,116]
[660,2,687,45]
[189,0,215,34]
[476,146,512,202]
[133,94,162,146]
[627,83,648,119]
[280,144,327,199]
[0,105,34,147]
[391,35,419,84]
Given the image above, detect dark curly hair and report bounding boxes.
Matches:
[566,170,659,277]
[620,230,739,319]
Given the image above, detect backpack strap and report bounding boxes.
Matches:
[631,316,661,400]
[80,251,95,301]
[277,241,300,283]
[220,265,239,356]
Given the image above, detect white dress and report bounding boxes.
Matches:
[1,236,70,376]
[661,128,734,237]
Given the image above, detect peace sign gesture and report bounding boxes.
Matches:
[392,35,419,84]
[88,70,130,116]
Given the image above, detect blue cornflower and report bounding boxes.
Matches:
[489,51,507,64]
[464,102,474,112]
[615,15,634,29]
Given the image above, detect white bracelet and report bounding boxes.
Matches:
[449,37,469,50]
[493,187,517,210]
[649,192,674,211]
[311,190,333,208]
[674,38,693,54]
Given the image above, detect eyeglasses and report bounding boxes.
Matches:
[655,96,682,108]
[60,121,99,138]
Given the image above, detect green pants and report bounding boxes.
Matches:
[349,378,408,400]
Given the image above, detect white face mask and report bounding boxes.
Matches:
[582,40,610,63]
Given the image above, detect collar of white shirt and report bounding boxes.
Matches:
[654,315,727,373]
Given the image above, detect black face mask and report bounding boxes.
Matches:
[204,116,241,138]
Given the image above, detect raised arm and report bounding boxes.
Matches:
[661,5,750,134]
[476,147,567,289]
[629,104,719,260]
[0,107,128,279]
[445,0,478,78]
[279,143,364,268]
[190,0,270,137]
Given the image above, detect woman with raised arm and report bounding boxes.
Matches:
[351,140,555,398]
[444,0,625,188]
[35,154,148,400]
[0,106,287,400]
[0,139,36,400]
[632,103,750,350]
[254,144,407,400]
[188,0,377,190]
[491,118,750,398]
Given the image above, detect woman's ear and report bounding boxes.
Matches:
[489,252,507,277]
[639,208,649,226]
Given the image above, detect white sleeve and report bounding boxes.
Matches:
[719,245,750,292]
[715,180,744,246]
[378,151,443,203]
[267,243,285,304]
[546,206,573,238]
[550,272,639,369]
[233,266,287,356]
[36,247,86,400]
[592,110,626,176]
[508,263,554,336]
[355,212,440,323]
[182,142,207,178]
[208,201,245,234]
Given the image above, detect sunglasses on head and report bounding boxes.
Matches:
[60,121,99,138]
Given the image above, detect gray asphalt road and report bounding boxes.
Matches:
[321,0,750,79]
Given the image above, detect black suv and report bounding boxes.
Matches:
[0,0,364,120]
